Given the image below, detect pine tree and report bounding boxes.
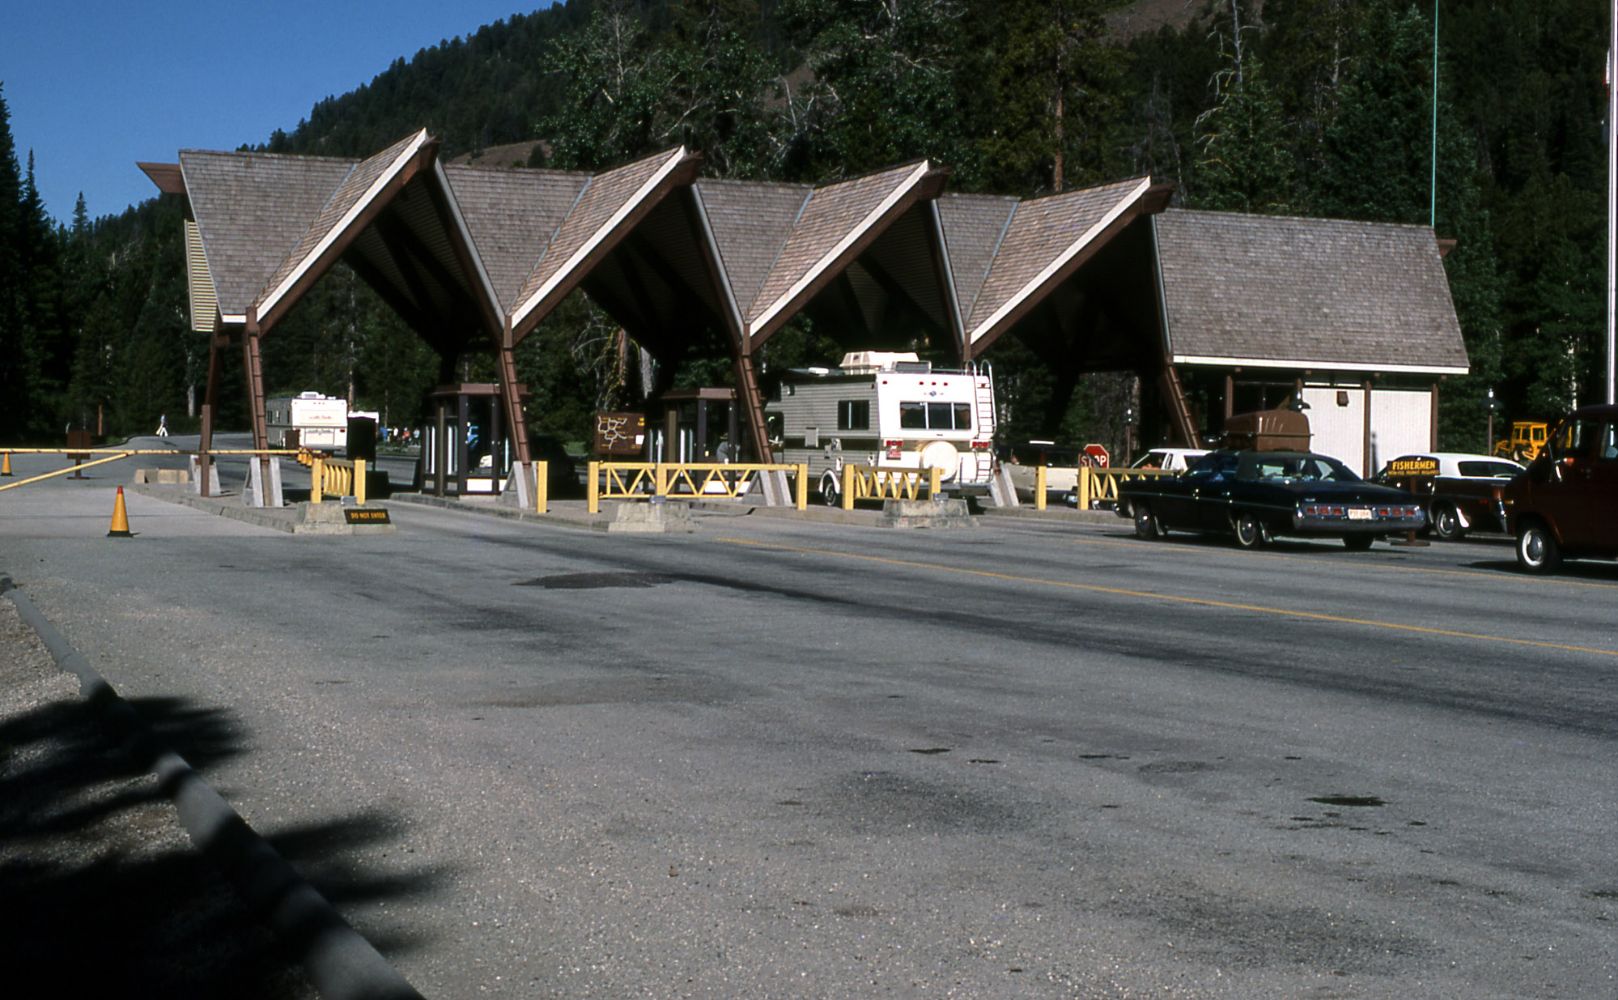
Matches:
[0,84,32,441]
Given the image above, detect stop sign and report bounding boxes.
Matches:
[1083,443,1110,467]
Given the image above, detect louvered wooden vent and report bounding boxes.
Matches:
[185,218,218,332]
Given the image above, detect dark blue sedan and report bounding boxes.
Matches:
[1118,450,1426,550]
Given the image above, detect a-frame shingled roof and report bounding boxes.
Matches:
[745,161,937,342]
[695,178,813,327]
[442,163,589,314]
[178,149,355,321]
[1155,209,1469,374]
[509,147,698,338]
[963,177,1156,353]
[936,192,1019,332]
[257,130,432,322]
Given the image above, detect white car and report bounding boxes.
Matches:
[1130,447,1209,472]
[1374,451,1524,540]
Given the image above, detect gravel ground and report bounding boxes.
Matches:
[0,591,316,999]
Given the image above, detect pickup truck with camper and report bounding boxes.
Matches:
[766,352,996,506]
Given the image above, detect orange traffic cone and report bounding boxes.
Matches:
[107,486,132,537]
[1,451,11,476]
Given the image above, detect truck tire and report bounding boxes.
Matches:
[819,470,842,507]
[1515,520,1561,573]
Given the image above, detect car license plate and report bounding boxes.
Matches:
[1347,507,1373,521]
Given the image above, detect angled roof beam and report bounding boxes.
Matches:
[429,159,505,341]
[373,211,484,326]
[344,251,460,358]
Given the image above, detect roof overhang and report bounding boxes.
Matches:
[1173,354,1469,376]
[138,162,186,195]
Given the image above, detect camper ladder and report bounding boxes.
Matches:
[972,362,997,482]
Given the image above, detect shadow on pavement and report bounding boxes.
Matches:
[0,692,440,998]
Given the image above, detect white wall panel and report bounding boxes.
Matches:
[1301,385,1365,470]
[1369,388,1433,473]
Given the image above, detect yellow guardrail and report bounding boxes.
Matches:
[1072,466,1177,511]
[303,452,367,505]
[588,462,809,514]
[839,464,942,510]
[0,447,299,493]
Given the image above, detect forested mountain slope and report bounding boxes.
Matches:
[1,0,1606,452]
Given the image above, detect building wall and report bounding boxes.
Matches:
[1301,383,1432,475]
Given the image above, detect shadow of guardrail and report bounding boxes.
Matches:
[0,688,443,997]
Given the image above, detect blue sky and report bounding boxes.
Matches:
[2,1,550,224]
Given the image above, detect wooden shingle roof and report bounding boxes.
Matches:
[510,147,698,336]
[257,130,432,322]
[936,192,1019,328]
[178,149,355,321]
[1155,209,1469,374]
[965,177,1154,351]
[746,161,936,341]
[443,163,589,313]
[695,179,813,326]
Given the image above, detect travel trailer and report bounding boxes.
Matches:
[266,391,350,450]
[766,352,997,504]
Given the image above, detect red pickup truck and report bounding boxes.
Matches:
[1498,404,1618,572]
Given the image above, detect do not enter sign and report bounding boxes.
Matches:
[1083,443,1110,467]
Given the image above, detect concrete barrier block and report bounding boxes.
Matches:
[134,467,189,485]
[881,498,974,529]
[602,500,696,534]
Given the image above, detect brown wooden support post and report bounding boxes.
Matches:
[199,331,223,498]
[1362,380,1374,478]
[434,399,448,496]
[1430,381,1440,451]
[497,335,531,471]
[243,312,271,506]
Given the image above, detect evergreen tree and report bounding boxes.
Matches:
[1193,53,1294,212]
[778,0,972,178]
[963,0,1124,195]
[0,83,27,441]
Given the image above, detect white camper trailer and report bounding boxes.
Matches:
[766,352,997,505]
[266,391,349,450]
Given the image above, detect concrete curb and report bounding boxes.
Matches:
[0,574,424,1000]
[128,484,394,535]
[977,504,1121,525]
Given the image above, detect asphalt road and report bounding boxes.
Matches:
[2,442,1614,998]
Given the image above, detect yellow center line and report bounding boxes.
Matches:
[1034,527,1618,592]
[714,536,1618,659]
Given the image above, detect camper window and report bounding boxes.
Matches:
[838,400,870,430]
[903,401,973,430]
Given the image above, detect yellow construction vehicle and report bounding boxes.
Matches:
[1493,420,1549,463]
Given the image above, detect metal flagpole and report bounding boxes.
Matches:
[1609,1,1617,403]
[1431,0,1439,230]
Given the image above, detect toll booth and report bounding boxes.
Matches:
[650,388,741,463]
[419,383,527,496]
